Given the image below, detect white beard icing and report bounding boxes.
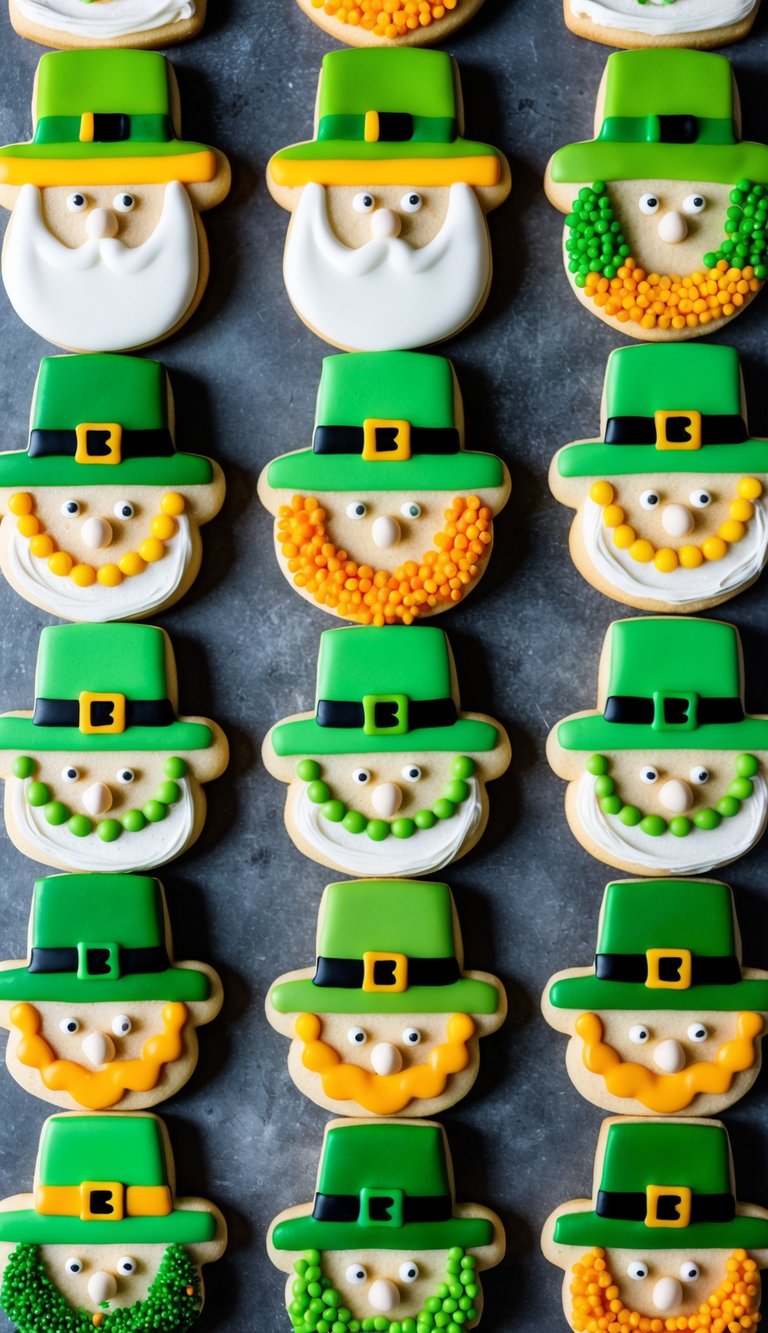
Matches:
[4,515,193,623]
[569,0,756,31]
[12,0,194,37]
[9,775,195,872]
[294,777,483,876]
[575,769,768,874]
[2,183,200,353]
[582,497,768,607]
[283,182,492,351]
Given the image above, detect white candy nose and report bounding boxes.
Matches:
[88,1272,117,1305]
[372,515,401,549]
[82,1031,116,1067]
[82,782,113,817]
[661,503,694,538]
[658,779,693,813]
[653,1277,683,1312]
[658,210,688,244]
[371,1042,403,1076]
[371,208,401,240]
[371,783,402,817]
[81,516,113,550]
[653,1038,686,1073]
[86,207,118,240]
[368,1279,400,1313]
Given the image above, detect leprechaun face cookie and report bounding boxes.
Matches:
[551,344,768,613]
[0,1112,225,1333]
[0,622,227,874]
[544,50,768,342]
[267,49,510,353]
[564,0,760,52]
[547,617,768,878]
[0,354,224,623]
[267,879,505,1118]
[0,50,230,354]
[269,1119,504,1330]
[8,0,204,50]
[294,0,484,47]
[263,624,510,879]
[542,1117,768,1331]
[543,878,768,1117]
[258,352,509,625]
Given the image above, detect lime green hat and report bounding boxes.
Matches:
[557,345,768,479]
[550,50,768,187]
[270,625,500,756]
[266,352,504,494]
[271,880,500,1016]
[0,1114,218,1244]
[0,875,211,1004]
[553,1119,768,1250]
[548,879,768,1013]
[556,618,768,753]
[0,623,214,753]
[0,356,213,491]
[272,1121,495,1251]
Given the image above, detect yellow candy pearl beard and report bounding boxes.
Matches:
[595,477,762,571]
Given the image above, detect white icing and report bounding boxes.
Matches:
[575,769,768,874]
[9,775,196,872]
[283,182,492,352]
[12,0,194,38]
[3,515,193,623]
[294,777,484,876]
[2,182,200,353]
[569,0,756,33]
[582,497,768,608]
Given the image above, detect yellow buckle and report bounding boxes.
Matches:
[80,1181,125,1221]
[645,1184,692,1229]
[75,422,122,465]
[645,947,692,990]
[654,409,702,451]
[364,111,380,143]
[363,951,408,993]
[79,112,95,144]
[78,691,126,735]
[362,419,412,462]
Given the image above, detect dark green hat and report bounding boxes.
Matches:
[272,1121,495,1251]
[0,1113,218,1244]
[557,345,768,480]
[556,618,768,753]
[548,879,768,1012]
[553,1119,768,1250]
[0,875,211,1005]
[270,880,500,1016]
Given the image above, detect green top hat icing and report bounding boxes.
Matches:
[0,623,214,753]
[553,1119,768,1250]
[550,50,768,187]
[272,1121,494,1251]
[0,356,213,491]
[548,879,768,1012]
[557,345,768,479]
[266,352,504,494]
[0,1114,217,1244]
[271,880,500,1016]
[557,618,768,752]
[270,625,499,756]
[0,875,211,1004]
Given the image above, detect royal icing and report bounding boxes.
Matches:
[13,0,195,38]
[569,0,756,34]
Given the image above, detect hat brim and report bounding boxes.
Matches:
[0,453,213,490]
[0,143,217,187]
[550,140,768,187]
[548,973,768,1012]
[271,716,499,757]
[266,450,505,494]
[0,717,213,752]
[271,975,500,1015]
[553,1207,768,1251]
[272,1211,494,1252]
[0,963,211,1005]
[269,141,501,188]
[0,1208,217,1245]
[557,441,768,479]
[557,714,768,753]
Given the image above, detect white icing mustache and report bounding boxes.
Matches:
[13,0,195,37]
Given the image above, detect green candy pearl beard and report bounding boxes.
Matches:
[13,756,188,843]
[586,751,760,838]
[288,1247,479,1333]
[296,757,476,842]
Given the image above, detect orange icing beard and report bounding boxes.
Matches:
[10,1000,188,1109]
[276,494,492,625]
[575,1011,764,1113]
[294,1011,475,1113]
[570,1247,761,1331]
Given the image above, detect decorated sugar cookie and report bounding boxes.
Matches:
[9,0,204,50]
[542,1117,768,1331]
[258,352,510,624]
[550,344,768,613]
[269,1119,504,1330]
[546,617,768,877]
[542,877,768,1116]
[267,49,510,352]
[294,0,485,48]
[0,1112,226,1333]
[0,622,228,874]
[263,624,510,879]
[0,355,224,624]
[0,50,230,354]
[267,878,505,1118]
[0,873,222,1111]
[564,0,760,51]
[544,50,768,341]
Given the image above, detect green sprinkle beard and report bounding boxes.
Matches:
[13,756,189,843]
[586,751,760,836]
[296,756,477,843]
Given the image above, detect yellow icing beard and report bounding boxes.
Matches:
[294,1011,474,1113]
[575,1011,763,1113]
[569,1247,761,1331]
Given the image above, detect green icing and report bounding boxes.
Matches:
[600,878,733,954]
[318,353,455,430]
[35,356,167,431]
[602,51,733,121]
[36,50,171,120]
[317,49,457,123]
[287,1248,478,1333]
[0,456,212,489]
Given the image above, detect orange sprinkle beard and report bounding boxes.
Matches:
[575,1011,764,1113]
[10,1000,188,1109]
[311,0,459,39]
[276,494,493,625]
[294,1011,475,1113]
[569,1247,761,1331]
[582,258,762,333]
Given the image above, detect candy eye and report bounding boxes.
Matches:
[346,501,367,519]
[690,766,709,785]
[687,1022,708,1043]
[117,768,135,785]
[639,490,660,510]
[352,768,371,785]
[112,1015,132,1037]
[680,1262,700,1281]
[690,490,711,509]
[66,193,87,213]
[401,764,422,781]
[113,193,135,213]
[347,1027,367,1046]
[683,194,706,215]
[400,502,422,519]
[61,766,80,783]
[64,1257,83,1275]
[640,766,659,784]
[629,1024,649,1045]
[399,1261,420,1283]
[114,500,135,520]
[59,1017,79,1035]
[116,1257,136,1276]
[400,192,422,214]
[627,1262,649,1280]
[346,1264,367,1284]
[353,192,375,214]
[61,500,80,517]
[639,194,659,215]
[403,1028,421,1045]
